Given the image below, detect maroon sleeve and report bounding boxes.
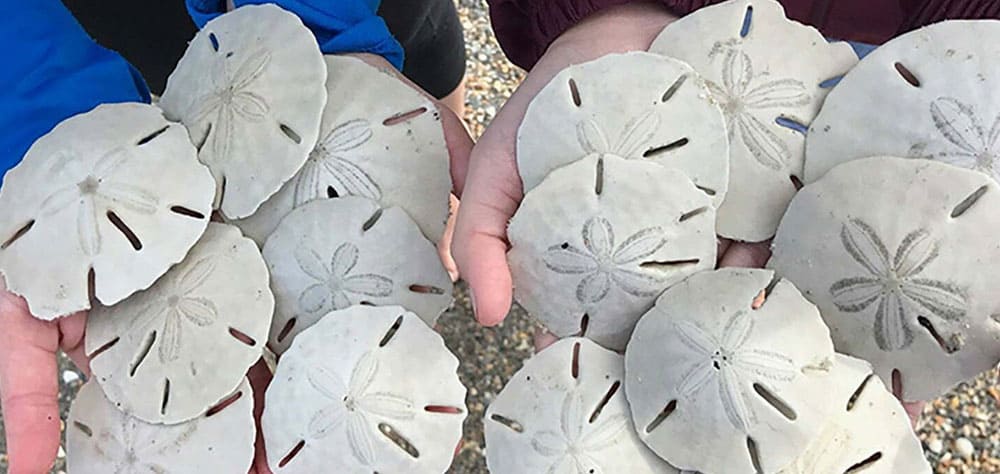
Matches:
[488,0,714,70]
[899,0,1000,35]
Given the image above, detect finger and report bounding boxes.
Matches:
[716,238,732,267]
[0,290,61,474]
[58,311,90,377]
[718,240,772,268]
[533,328,559,353]
[247,359,274,474]
[438,195,460,282]
[439,106,474,196]
[903,401,925,429]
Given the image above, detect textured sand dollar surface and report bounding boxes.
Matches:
[0,103,214,320]
[625,268,836,473]
[805,20,1000,183]
[263,306,467,473]
[769,157,1000,401]
[159,4,326,219]
[517,52,728,206]
[235,55,450,245]
[508,154,716,351]
[649,0,857,241]
[262,197,452,354]
[778,355,931,474]
[485,337,679,474]
[86,223,273,424]
[67,378,255,473]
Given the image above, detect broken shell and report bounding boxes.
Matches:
[649,0,858,242]
[262,197,452,354]
[805,20,1000,183]
[160,4,327,219]
[0,103,214,320]
[67,378,255,473]
[485,337,680,474]
[262,305,466,473]
[508,154,716,351]
[625,268,836,473]
[86,223,273,424]
[234,55,451,245]
[779,355,931,474]
[769,156,1000,401]
[517,52,729,207]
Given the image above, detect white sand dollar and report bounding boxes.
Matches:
[625,268,836,473]
[805,20,1000,183]
[67,378,255,473]
[160,4,327,219]
[779,355,930,474]
[508,154,716,351]
[263,197,452,354]
[649,0,858,241]
[263,306,466,473]
[485,337,679,474]
[769,157,1000,401]
[517,52,729,206]
[0,103,214,320]
[235,55,450,245]
[86,223,273,424]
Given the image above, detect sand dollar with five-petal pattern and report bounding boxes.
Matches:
[160,4,327,219]
[625,268,837,473]
[0,103,214,320]
[770,156,1000,401]
[262,197,452,354]
[508,154,716,351]
[86,223,273,424]
[649,0,858,242]
[263,306,466,473]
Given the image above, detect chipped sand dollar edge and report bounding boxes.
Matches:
[649,0,859,242]
[160,3,327,219]
[625,268,837,473]
[517,51,729,207]
[0,102,215,320]
[262,305,467,473]
[86,222,273,424]
[508,153,717,351]
[262,196,453,354]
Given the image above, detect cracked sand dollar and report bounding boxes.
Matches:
[0,103,214,320]
[86,223,273,424]
[160,4,327,219]
[769,156,1000,401]
[779,355,930,474]
[67,378,255,473]
[235,55,451,245]
[517,52,729,206]
[625,268,836,474]
[805,20,1000,183]
[508,154,716,351]
[485,337,680,474]
[262,305,466,473]
[262,197,452,354]
[649,0,858,242]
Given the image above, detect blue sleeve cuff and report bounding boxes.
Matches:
[186,0,405,70]
[1,0,150,175]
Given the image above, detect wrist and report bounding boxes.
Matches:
[547,2,677,61]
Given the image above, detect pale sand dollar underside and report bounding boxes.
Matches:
[262,197,452,354]
[769,157,1000,401]
[805,20,1000,183]
[625,268,836,474]
[508,154,716,351]
[649,0,858,242]
[0,103,214,320]
[263,306,466,473]
[67,378,255,473]
[235,55,451,245]
[160,4,327,219]
[517,52,729,207]
[779,355,930,474]
[485,337,680,474]
[86,223,273,424]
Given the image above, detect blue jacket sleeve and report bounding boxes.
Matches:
[186,0,404,70]
[0,0,150,176]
